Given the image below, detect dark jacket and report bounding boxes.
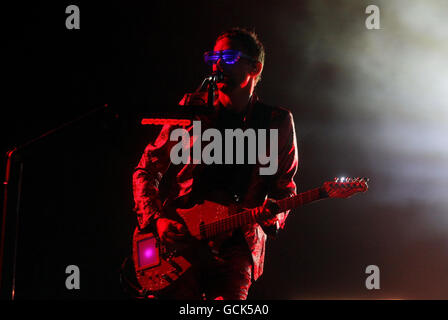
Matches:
[133,96,298,280]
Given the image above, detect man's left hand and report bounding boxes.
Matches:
[258,198,280,228]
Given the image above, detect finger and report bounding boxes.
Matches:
[160,233,184,246]
[161,236,180,247]
[263,216,278,226]
[165,231,187,241]
[168,222,186,233]
[263,208,276,219]
[174,223,187,233]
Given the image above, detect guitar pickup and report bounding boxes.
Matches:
[162,274,174,283]
[169,260,183,274]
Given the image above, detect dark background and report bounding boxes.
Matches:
[1,1,448,299]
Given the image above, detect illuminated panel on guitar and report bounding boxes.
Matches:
[137,236,160,269]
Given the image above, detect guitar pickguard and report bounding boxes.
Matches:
[176,200,232,240]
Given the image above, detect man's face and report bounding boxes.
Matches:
[212,37,256,94]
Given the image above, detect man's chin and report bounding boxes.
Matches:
[217,82,233,94]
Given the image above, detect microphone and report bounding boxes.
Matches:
[179,71,224,107]
[208,71,224,83]
[206,71,223,108]
[196,71,224,92]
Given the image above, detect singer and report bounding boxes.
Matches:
[131,27,298,300]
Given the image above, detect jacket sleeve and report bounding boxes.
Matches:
[268,110,299,229]
[132,124,173,231]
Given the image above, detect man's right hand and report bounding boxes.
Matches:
[155,217,189,246]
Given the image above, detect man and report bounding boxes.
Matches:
[133,27,298,300]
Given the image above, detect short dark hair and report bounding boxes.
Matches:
[216,27,265,83]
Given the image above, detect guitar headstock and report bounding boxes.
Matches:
[322,177,369,199]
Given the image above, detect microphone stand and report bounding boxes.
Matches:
[0,103,110,300]
[195,72,223,108]
[207,76,217,108]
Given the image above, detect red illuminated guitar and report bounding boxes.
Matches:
[132,177,368,295]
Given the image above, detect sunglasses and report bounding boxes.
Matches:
[204,50,257,66]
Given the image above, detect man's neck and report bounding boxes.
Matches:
[216,90,252,114]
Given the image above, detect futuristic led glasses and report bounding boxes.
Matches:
[204,50,257,66]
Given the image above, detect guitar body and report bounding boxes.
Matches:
[132,229,190,293]
[132,200,236,294]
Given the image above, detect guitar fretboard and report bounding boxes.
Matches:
[199,187,327,238]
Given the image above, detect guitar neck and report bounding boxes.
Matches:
[276,187,327,212]
[200,187,328,238]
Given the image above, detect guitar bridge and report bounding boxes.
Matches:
[168,259,183,274]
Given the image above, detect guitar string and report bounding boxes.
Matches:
[199,188,322,237]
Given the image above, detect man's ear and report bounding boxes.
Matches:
[250,61,263,77]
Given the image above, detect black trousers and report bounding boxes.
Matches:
[157,231,253,300]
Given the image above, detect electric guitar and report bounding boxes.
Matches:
[132,177,368,294]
